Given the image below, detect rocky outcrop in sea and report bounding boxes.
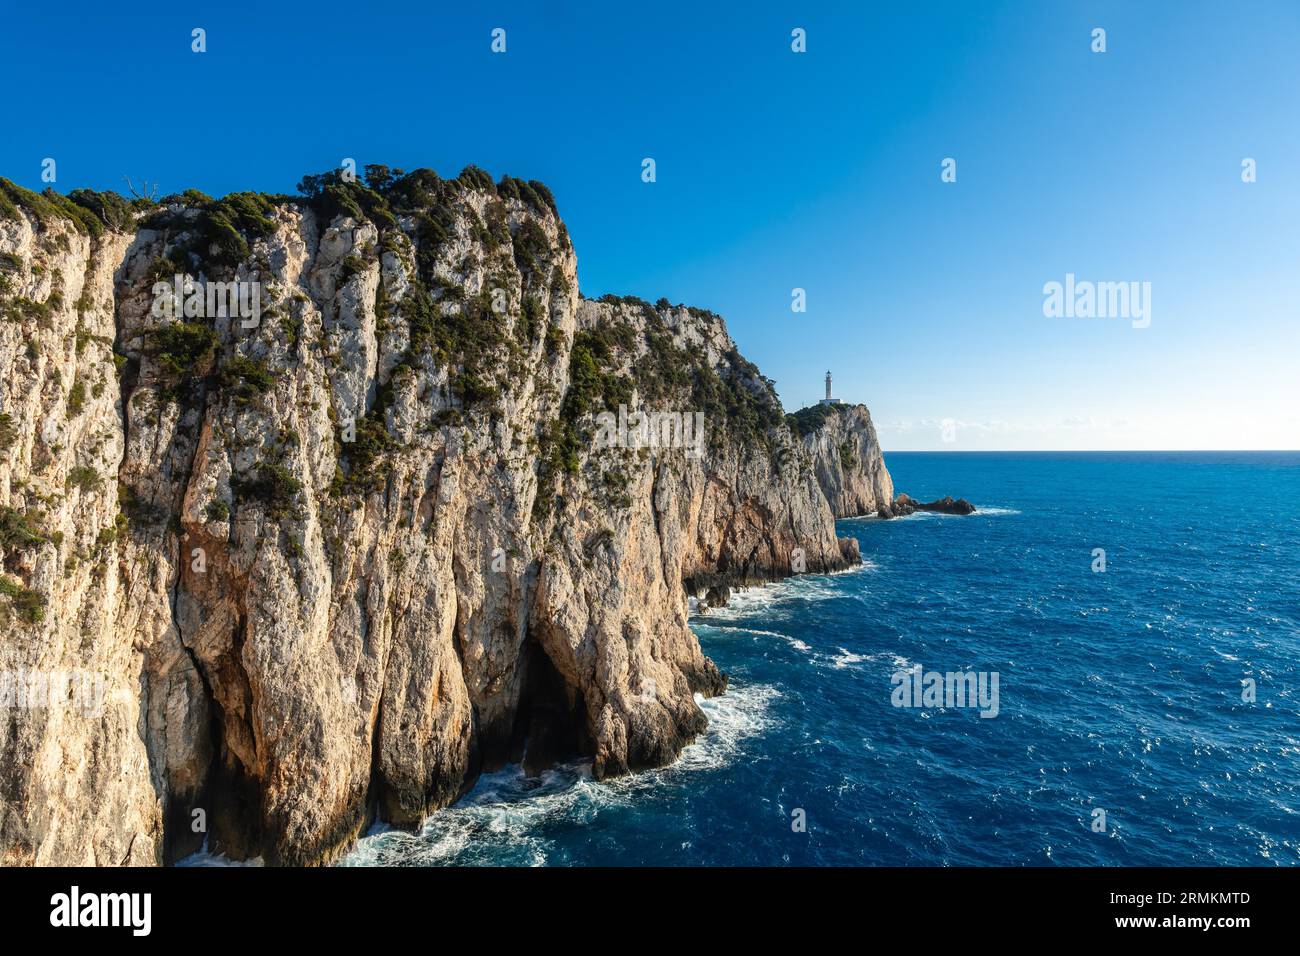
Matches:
[879,493,977,518]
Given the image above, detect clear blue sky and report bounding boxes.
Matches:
[3,1,1296,449]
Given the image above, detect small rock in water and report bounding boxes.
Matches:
[883,493,976,517]
[705,585,732,608]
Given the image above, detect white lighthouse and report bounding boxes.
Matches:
[819,370,841,406]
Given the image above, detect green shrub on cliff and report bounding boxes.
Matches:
[0,507,50,559]
[338,254,367,284]
[497,176,557,216]
[527,180,558,215]
[533,327,637,519]
[196,192,277,266]
[66,466,101,493]
[297,170,397,230]
[139,190,279,270]
[0,574,46,625]
[148,322,219,379]
[382,168,440,206]
[413,288,514,409]
[65,378,86,417]
[362,165,404,193]
[118,485,168,529]
[0,179,134,238]
[511,219,551,279]
[518,296,543,346]
[233,462,303,520]
[290,166,560,417]
[219,354,275,403]
[66,189,134,233]
[6,296,53,326]
[93,512,129,553]
[687,348,784,452]
[0,182,19,222]
[457,165,495,192]
[630,304,784,452]
[333,415,397,497]
[162,189,214,206]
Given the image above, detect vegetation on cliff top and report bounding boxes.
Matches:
[0,177,139,238]
[785,401,845,438]
[532,296,789,519]
[296,164,562,422]
[5,165,805,519]
[585,295,786,450]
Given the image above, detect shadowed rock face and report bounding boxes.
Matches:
[0,170,890,865]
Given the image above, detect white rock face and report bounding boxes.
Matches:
[0,174,892,865]
[799,404,895,518]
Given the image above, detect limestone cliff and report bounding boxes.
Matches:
[0,168,891,866]
[789,403,894,518]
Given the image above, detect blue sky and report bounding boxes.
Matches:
[3,1,1296,449]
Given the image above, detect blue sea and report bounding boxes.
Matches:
[346,452,1300,866]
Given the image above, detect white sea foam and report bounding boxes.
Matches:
[692,562,877,623]
[175,841,265,868]
[676,683,778,772]
[341,763,608,867]
[699,624,813,655]
[698,587,776,619]
[339,681,780,866]
[880,505,1019,520]
[810,648,912,673]
[830,648,868,669]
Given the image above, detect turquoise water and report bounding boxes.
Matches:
[347,452,1300,866]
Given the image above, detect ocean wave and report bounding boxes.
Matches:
[694,623,813,654]
[692,562,876,622]
[676,683,779,772]
[816,648,912,672]
[829,648,868,669]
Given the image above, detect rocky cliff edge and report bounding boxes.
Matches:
[0,168,892,865]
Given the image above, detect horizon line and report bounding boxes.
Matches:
[880,448,1300,454]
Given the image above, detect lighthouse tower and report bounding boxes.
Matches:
[819,370,841,406]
